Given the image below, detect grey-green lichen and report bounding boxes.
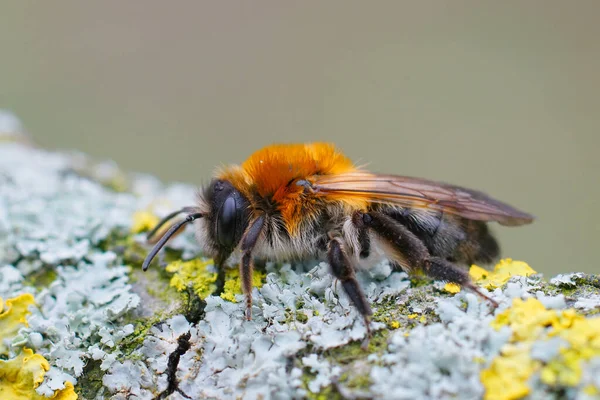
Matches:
[1,110,599,400]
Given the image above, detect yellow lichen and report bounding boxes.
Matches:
[46,382,77,400]
[481,343,538,400]
[446,259,537,295]
[220,268,265,303]
[0,347,49,399]
[491,298,578,342]
[540,316,600,387]
[469,264,491,281]
[389,321,400,329]
[0,296,76,399]
[130,211,160,234]
[165,258,266,301]
[0,294,35,355]
[584,385,600,396]
[0,347,77,399]
[166,259,217,299]
[407,313,418,320]
[471,259,536,290]
[482,298,600,399]
[444,283,461,293]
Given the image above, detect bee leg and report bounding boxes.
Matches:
[426,257,499,309]
[327,236,373,348]
[240,215,265,320]
[363,212,498,308]
[213,253,229,295]
[352,211,371,259]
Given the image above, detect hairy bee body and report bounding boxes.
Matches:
[197,201,499,271]
[144,143,532,333]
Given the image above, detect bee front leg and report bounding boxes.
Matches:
[240,215,265,320]
[327,235,373,348]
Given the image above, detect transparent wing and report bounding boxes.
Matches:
[311,172,534,226]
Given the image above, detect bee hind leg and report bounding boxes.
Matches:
[362,211,498,309]
[327,235,373,349]
[426,257,499,309]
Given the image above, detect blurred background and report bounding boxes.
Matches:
[1,1,598,275]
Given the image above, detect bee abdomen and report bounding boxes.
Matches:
[381,206,499,265]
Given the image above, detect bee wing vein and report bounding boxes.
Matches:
[311,172,533,226]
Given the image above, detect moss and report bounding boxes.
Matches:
[542,276,600,317]
[300,371,343,400]
[324,330,390,366]
[296,312,309,323]
[119,283,204,358]
[344,372,371,390]
[409,274,433,288]
[536,283,575,298]
[75,359,105,399]
[21,267,58,290]
[118,314,167,360]
[310,385,343,400]
[121,239,153,267]
[372,289,439,333]
[145,284,174,305]
[129,263,186,311]
[372,296,403,322]
[99,227,192,314]
[572,274,600,289]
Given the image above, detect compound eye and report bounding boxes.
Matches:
[216,195,237,249]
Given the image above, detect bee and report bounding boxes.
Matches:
[142,143,533,333]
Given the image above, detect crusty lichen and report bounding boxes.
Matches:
[0,295,76,399]
[1,111,600,400]
[482,298,600,399]
[0,348,71,400]
[443,259,537,295]
[0,294,34,355]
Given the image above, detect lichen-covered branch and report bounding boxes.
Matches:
[0,111,599,400]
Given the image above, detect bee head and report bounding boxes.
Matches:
[202,179,251,256]
[141,179,251,271]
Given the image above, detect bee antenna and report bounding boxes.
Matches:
[142,212,204,271]
[146,206,199,241]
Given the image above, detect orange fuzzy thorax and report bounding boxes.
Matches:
[217,143,365,233]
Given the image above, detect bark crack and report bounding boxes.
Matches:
[157,331,192,400]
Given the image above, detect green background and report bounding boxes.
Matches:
[1,1,598,275]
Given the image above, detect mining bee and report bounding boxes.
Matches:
[143,143,533,335]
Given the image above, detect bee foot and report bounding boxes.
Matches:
[465,282,499,311]
[361,315,372,350]
[361,337,370,350]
